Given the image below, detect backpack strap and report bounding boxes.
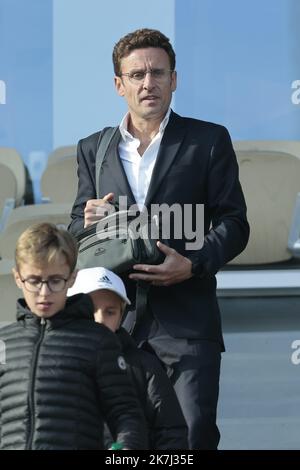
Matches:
[95,126,119,199]
[122,280,152,335]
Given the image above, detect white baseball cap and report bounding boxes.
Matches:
[68,267,131,305]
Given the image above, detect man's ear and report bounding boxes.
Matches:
[12,267,23,289]
[171,70,177,92]
[114,76,125,97]
[68,269,78,288]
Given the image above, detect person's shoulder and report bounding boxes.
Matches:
[0,299,26,335]
[72,317,122,357]
[171,111,228,134]
[116,327,138,350]
[0,320,18,337]
[77,130,101,150]
[91,322,121,347]
[63,295,119,341]
[184,116,227,132]
[77,126,119,158]
[78,126,118,147]
[0,319,22,352]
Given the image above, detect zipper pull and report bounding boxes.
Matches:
[40,317,46,326]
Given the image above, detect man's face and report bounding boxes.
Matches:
[90,290,123,332]
[13,259,76,318]
[114,47,177,123]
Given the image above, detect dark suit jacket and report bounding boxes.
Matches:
[69,111,249,347]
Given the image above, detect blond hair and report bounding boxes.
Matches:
[15,223,78,272]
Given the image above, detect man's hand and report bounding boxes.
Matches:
[84,193,115,228]
[129,241,193,286]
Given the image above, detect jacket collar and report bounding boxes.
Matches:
[16,294,95,328]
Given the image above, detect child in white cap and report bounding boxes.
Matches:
[68,267,188,450]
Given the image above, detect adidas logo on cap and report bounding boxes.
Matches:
[98,275,112,285]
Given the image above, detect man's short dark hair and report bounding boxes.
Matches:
[113,28,176,77]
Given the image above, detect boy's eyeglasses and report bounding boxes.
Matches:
[120,69,174,85]
[19,276,69,293]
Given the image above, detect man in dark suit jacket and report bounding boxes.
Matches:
[69,28,249,449]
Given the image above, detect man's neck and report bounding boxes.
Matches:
[127,114,165,156]
[128,116,160,140]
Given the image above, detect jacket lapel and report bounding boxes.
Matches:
[144,111,186,207]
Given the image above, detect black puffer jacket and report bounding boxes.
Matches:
[106,327,188,449]
[0,295,147,450]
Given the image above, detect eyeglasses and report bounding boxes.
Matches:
[19,276,70,293]
[120,69,174,85]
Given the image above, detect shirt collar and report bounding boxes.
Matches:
[119,108,172,142]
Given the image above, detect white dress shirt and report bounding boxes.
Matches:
[118,108,171,209]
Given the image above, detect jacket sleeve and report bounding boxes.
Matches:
[143,352,188,450]
[68,133,99,236]
[95,331,148,450]
[186,126,250,276]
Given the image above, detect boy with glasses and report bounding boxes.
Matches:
[0,222,147,450]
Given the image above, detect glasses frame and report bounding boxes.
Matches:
[120,69,174,85]
[19,276,70,293]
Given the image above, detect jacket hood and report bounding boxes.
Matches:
[16,293,95,328]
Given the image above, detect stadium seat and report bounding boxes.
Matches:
[0,259,19,324]
[47,145,77,164]
[234,141,300,160]
[41,156,78,203]
[0,147,26,206]
[0,203,72,260]
[0,163,18,231]
[231,144,300,265]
